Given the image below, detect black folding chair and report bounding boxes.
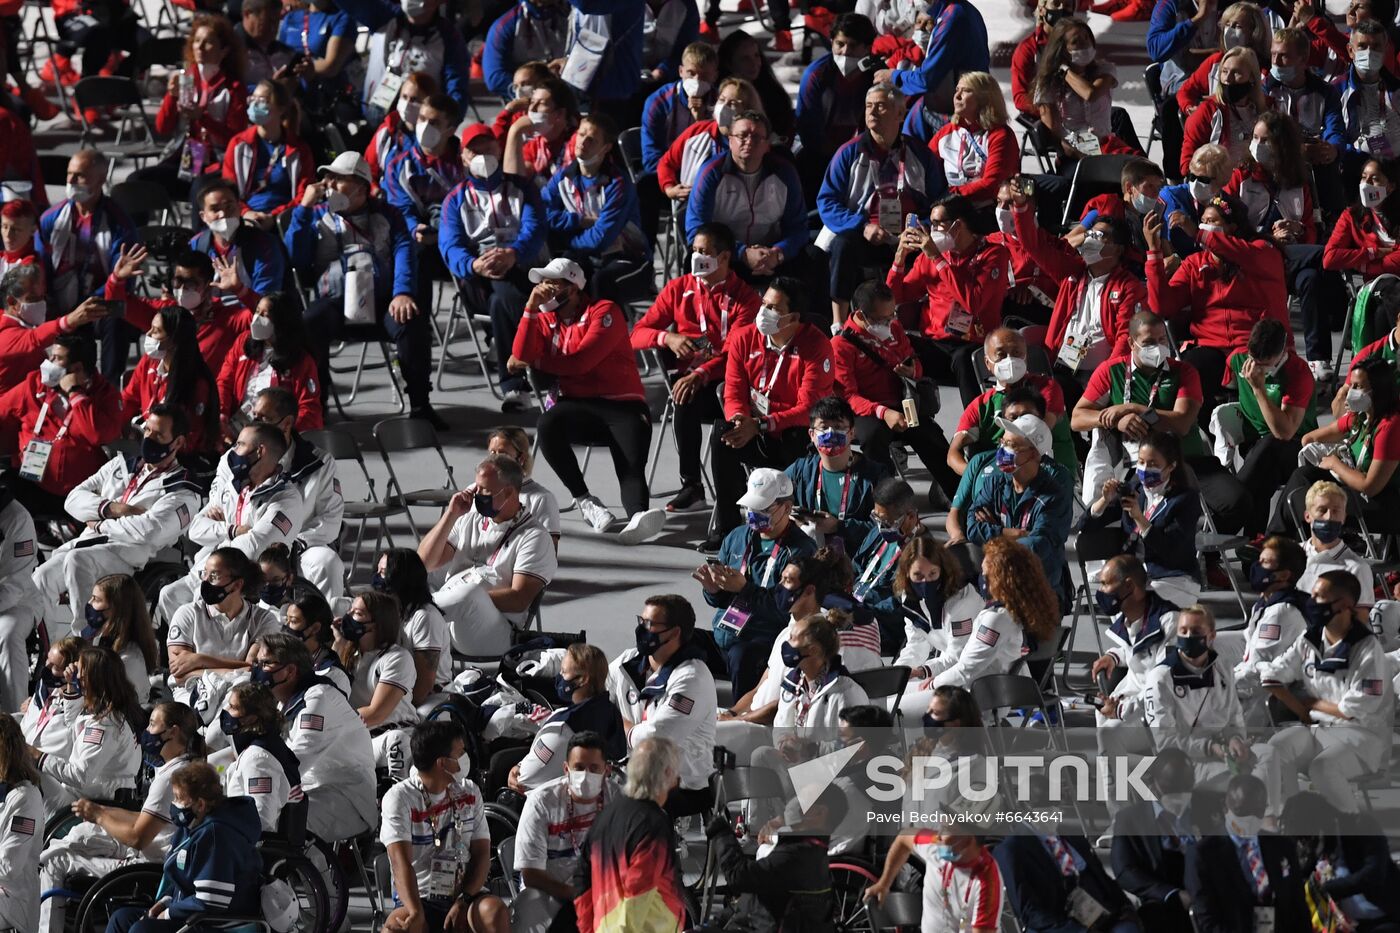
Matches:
[1060,154,1136,228]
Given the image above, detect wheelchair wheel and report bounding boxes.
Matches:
[71,863,163,933]
[303,836,349,933]
[829,859,879,933]
[482,803,520,902]
[43,809,82,845]
[266,852,331,933]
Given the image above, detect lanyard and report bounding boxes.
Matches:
[957,128,987,173]
[299,14,312,54]
[759,344,792,395]
[739,532,784,587]
[429,784,459,847]
[1126,360,1167,410]
[257,140,285,192]
[121,465,164,504]
[816,467,853,519]
[695,280,731,340]
[234,487,253,527]
[795,675,819,726]
[485,514,527,566]
[33,396,77,441]
[857,541,896,588]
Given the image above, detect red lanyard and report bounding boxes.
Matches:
[234,487,252,527]
[33,395,76,441]
[121,465,163,504]
[300,15,312,54]
[816,468,853,519]
[485,515,525,566]
[695,280,730,339]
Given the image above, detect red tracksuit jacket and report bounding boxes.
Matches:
[104,275,253,378]
[723,323,834,433]
[1147,228,1288,352]
[887,237,1011,343]
[0,372,122,494]
[120,355,216,453]
[1323,208,1400,278]
[0,314,72,396]
[217,346,323,432]
[630,271,760,385]
[513,299,644,402]
[832,320,921,418]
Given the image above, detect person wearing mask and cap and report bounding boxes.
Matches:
[104,245,253,380]
[949,327,1078,480]
[0,264,106,396]
[1186,774,1308,931]
[336,0,471,118]
[631,222,760,514]
[382,92,466,319]
[867,828,1005,933]
[709,277,834,546]
[1109,747,1198,933]
[962,412,1073,596]
[783,395,892,553]
[1227,535,1310,725]
[0,334,122,519]
[1261,570,1396,814]
[512,732,616,932]
[506,643,625,793]
[1295,481,1374,602]
[34,406,201,640]
[440,121,545,411]
[154,424,303,624]
[417,454,556,658]
[35,150,136,380]
[695,468,818,696]
[189,180,289,309]
[607,595,717,817]
[1338,19,1400,175]
[287,150,444,429]
[481,2,570,103]
[817,81,943,330]
[508,257,667,544]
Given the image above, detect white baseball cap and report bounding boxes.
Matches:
[737,467,794,510]
[527,257,586,289]
[316,151,372,186]
[994,413,1052,460]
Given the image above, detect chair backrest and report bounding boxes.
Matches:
[1144,61,1165,107]
[111,180,175,225]
[1284,485,1310,542]
[617,126,645,183]
[133,35,186,73]
[496,835,519,897]
[74,76,143,109]
[373,416,444,454]
[970,673,1046,719]
[847,665,911,703]
[1061,154,1136,227]
[719,766,788,805]
[1074,525,1128,565]
[303,427,365,465]
[868,891,923,930]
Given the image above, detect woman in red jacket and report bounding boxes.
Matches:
[124,307,220,458]
[1145,192,1288,416]
[1225,109,1344,376]
[1323,156,1400,279]
[217,291,322,439]
[928,73,1017,210]
[1180,46,1269,176]
[131,14,248,202]
[1175,1,1270,115]
[222,79,313,230]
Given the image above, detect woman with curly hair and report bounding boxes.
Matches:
[923,537,1060,689]
[891,537,986,716]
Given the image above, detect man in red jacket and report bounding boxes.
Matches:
[0,333,122,518]
[0,264,106,395]
[833,279,960,503]
[631,222,760,515]
[709,275,834,548]
[510,258,667,546]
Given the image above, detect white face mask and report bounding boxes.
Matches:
[756,306,783,335]
[832,53,858,76]
[416,120,444,153]
[1355,48,1381,77]
[912,29,929,48]
[1078,234,1106,264]
[16,299,45,327]
[576,152,604,172]
[449,752,470,776]
[176,286,203,310]
[1222,26,1246,48]
[142,335,165,360]
[566,769,604,799]
[1249,139,1274,168]
[1137,343,1169,370]
[1158,791,1191,817]
[325,189,351,214]
[1361,181,1389,209]
[1068,47,1095,67]
[400,0,428,16]
[396,96,420,126]
[1188,179,1214,205]
[66,182,92,203]
[1131,191,1157,214]
[930,229,956,253]
[1226,811,1264,838]
[207,215,240,239]
[1346,387,1372,413]
[681,76,711,98]
[713,101,735,130]
[527,109,549,126]
[250,314,276,341]
[197,62,220,83]
[992,356,1026,385]
[995,206,1016,237]
[690,252,719,277]
[864,318,893,341]
[40,358,64,387]
[468,153,499,178]
[1198,222,1223,234]
[1271,63,1299,84]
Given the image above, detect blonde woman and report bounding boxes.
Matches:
[929,72,1017,206]
[1181,46,1270,174]
[1176,1,1271,114]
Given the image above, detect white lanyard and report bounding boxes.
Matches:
[759,345,792,394]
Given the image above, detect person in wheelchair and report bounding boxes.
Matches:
[702,782,845,932]
[104,761,263,933]
[512,730,616,932]
[331,589,418,782]
[218,682,302,833]
[40,702,204,933]
[381,720,510,933]
[252,632,376,845]
[31,646,142,819]
[0,711,45,933]
[508,642,625,794]
[280,594,351,694]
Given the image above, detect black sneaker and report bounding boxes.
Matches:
[410,405,449,432]
[667,483,707,513]
[696,533,724,554]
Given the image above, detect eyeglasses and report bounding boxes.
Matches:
[198,570,233,583]
[730,132,766,143]
[252,658,284,671]
[171,277,203,289]
[635,615,676,632]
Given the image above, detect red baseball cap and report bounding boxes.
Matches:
[459,123,495,148]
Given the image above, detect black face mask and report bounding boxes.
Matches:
[201,580,231,605]
[227,447,261,492]
[923,713,948,729]
[338,613,367,642]
[258,582,288,606]
[1176,634,1210,658]
[635,623,672,658]
[1223,82,1251,105]
[1304,597,1338,630]
[82,602,105,640]
[141,436,174,464]
[370,572,389,592]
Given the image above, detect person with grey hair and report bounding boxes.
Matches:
[0,264,106,395]
[817,78,944,328]
[418,454,557,656]
[572,736,686,931]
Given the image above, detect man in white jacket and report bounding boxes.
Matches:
[35,405,202,640]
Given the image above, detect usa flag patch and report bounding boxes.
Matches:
[248,776,273,794]
[82,726,105,745]
[10,815,34,836]
[1363,679,1384,696]
[176,503,191,528]
[332,478,342,496]
[534,743,554,764]
[1259,622,1281,641]
[976,625,1001,647]
[669,694,695,715]
[13,539,33,557]
[952,618,973,637]
[271,512,292,535]
[299,713,324,731]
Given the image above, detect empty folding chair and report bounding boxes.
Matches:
[372,417,460,537]
[302,426,407,581]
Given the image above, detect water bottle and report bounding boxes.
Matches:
[178,69,196,109]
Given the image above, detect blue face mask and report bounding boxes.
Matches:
[1137,467,1165,490]
[1247,562,1276,593]
[82,602,105,640]
[219,710,241,736]
[370,572,389,592]
[227,447,260,492]
[555,674,578,703]
[635,623,669,658]
[258,582,288,606]
[815,429,848,453]
[170,804,195,828]
[338,613,367,642]
[910,580,933,599]
[1311,519,1343,544]
[780,641,805,667]
[773,585,799,615]
[250,665,277,687]
[933,843,958,862]
[745,509,772,532]
[1304,597,1337,630]
[1094,588,1122,615]
[1176,634,1209,658]
[922,713,947,729]
[138,728,168,760]
[475,491,498,518]
[876,517,905,544]
[995,445,1019,473]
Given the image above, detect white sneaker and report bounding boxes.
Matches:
[618,508,666,545]
[1309,360,1335,382]
[500,389,530,413]
[577,495,617,533]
